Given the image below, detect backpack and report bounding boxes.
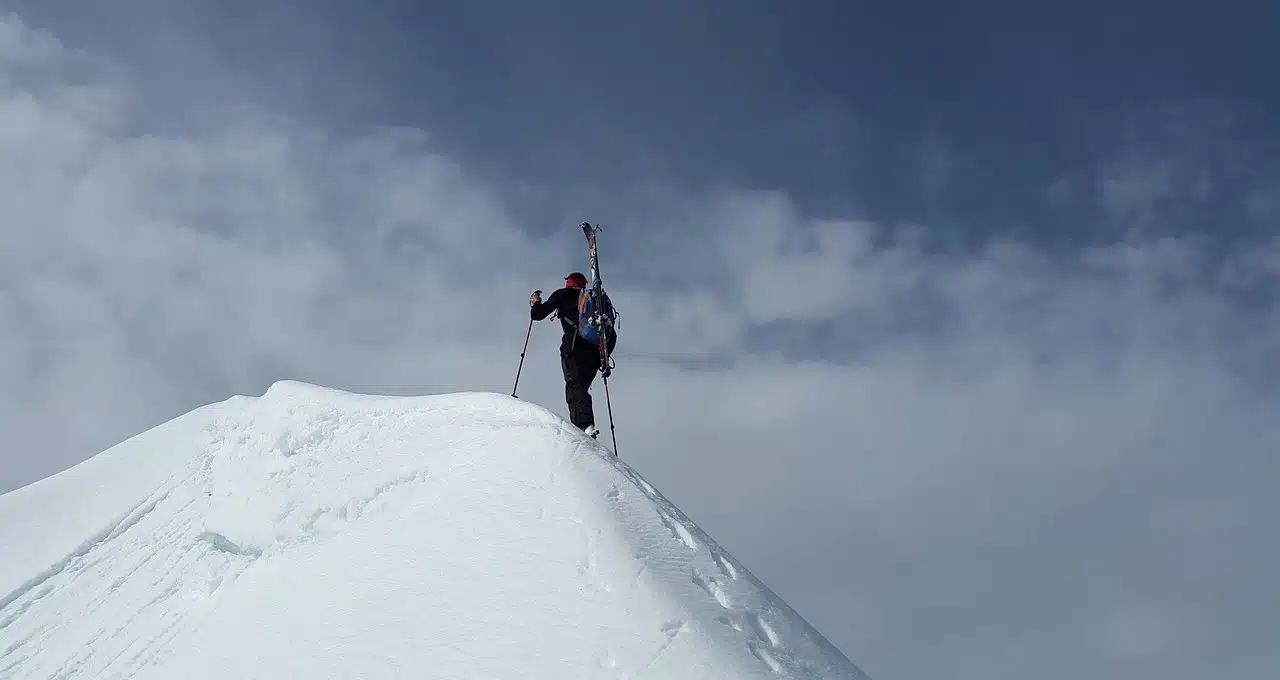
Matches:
[576,283,618,348]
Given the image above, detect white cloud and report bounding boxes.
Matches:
[0,12,61,67]
[1,13,1278,680]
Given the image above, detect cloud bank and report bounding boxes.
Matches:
[1,12,1277,680]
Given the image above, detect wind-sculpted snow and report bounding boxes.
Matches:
[0,381,870,679]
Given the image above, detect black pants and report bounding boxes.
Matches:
[561,348,602,429]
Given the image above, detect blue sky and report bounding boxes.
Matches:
[1,3,1278,679]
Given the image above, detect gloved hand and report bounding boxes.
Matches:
[529,289,542,307]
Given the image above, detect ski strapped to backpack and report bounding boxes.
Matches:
[578,221,620,455]
[576,221,619,377]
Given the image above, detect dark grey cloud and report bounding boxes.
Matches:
[1,6,1278,680]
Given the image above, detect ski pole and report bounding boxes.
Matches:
[512,294,539,397]
[602,372,618,456]
[511,317,533,398]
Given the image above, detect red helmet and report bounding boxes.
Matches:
[565,272,587,288]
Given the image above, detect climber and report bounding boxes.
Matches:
[529,272,617,438]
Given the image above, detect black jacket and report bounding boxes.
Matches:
[531,286,616,356]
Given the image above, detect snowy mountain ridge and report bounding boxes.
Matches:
[0,381,870,679]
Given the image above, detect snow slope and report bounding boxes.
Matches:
[0,381,869,679]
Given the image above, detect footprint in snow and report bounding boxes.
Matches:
[657,511,698,551]
[197,531,263,558]
[750,642,783,672]
[691,568,733,610]
[711,549,739,581]
[716,614,744,633]
[748,612,781,648]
